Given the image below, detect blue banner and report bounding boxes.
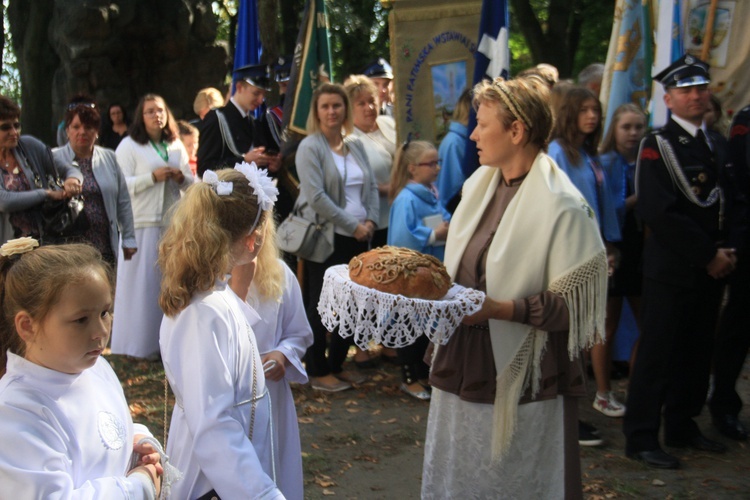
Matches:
[603,0,653,132]
[233,0,262,72]
[463,0,509,177]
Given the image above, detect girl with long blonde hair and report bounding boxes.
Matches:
[158,165,284,499]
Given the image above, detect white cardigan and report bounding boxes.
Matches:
[115,136,193,228]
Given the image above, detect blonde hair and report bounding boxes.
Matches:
[390,140,436,201]
[305,83,353,135]
[472,77,553,151]
[158,169,270,316]
[193,87,224,116]
[599,103,646,154]
[252,216,285,301]
[0,244,111,374]
[343,74,378,103]
[451,88,472,126]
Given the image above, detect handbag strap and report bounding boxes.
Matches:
[16,139,57,189]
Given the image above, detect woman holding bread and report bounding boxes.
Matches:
[295,83,379,392]
[421,76,607,499]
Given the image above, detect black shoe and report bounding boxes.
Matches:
[665,434,727,453]
[713,414,749,441]
[626,448,680,469]
[578,421,603,447]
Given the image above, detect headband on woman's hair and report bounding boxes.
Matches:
[492,80,532,130]
[0,237,39,257]
[234,162,279,233]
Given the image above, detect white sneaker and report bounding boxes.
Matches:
[593,392,626,417]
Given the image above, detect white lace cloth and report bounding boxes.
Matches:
[422,389,565,499]
[317,264,485,349]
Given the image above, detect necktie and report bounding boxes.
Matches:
[696,129,712,152]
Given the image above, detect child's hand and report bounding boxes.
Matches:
[261,351,288,382]
[132,434,164,476]
[435,221,450,241]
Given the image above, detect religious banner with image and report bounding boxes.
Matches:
[683,0,750,118]
[389,0,482,144]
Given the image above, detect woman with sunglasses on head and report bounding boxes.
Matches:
[52,96,136,267]
[0,95,83,244]
[111,94,193,360]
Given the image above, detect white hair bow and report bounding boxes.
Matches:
[202,170,233,196]
[234,162,279,211]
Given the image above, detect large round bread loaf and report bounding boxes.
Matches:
[348,246,451,300]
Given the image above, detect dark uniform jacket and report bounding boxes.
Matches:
[636,117,732,289]
[196,102,257,176]
[726,106,750,258]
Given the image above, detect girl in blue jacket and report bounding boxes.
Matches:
[387,140,451,400]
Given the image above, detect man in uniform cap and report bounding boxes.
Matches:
[197,63,276,175]
[623,54,740,468]
[363,58,394,117]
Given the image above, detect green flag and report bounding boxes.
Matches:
[282,0,333,136]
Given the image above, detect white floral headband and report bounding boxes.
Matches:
[0,237,39,257]
[202,163,279,234]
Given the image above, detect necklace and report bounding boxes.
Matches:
[149,140,169,163]
[1,152,18,173]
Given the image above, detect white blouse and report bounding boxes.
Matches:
[0,353,155,499]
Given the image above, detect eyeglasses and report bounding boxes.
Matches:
[0,122,21,132]
[67,102,96,110]
[416,161,439,168]
[144,109,166,116]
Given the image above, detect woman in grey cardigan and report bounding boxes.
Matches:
[297,83,379,392]
[52,100,136,265]
[0,96,83,244]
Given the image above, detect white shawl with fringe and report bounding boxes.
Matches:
[443,152,607,459]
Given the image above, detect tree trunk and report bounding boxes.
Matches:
[257,0,279,65]
[8,0,58,143]
[510,0,588,78]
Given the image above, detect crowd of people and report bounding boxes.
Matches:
[0,48,747,499]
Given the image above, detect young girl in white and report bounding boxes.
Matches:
[387,140,451,400]
[230,220,313,499]
[0,240,163,499]
[159,165,283,499]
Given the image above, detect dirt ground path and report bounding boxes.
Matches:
[112,351,750,499]
[296,357,750,499]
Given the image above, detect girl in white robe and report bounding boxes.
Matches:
[0,240,163,499]
[158,165,284,499]
[231,224,313,499]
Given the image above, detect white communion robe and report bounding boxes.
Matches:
[0,353,156,499]
[245,261,313,500]
[160,281,283,500]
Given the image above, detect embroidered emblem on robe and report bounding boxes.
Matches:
[98,411,125,450]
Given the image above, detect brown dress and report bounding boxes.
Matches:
[427,175,585,499]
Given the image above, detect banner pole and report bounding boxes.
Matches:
[701,0,719,61]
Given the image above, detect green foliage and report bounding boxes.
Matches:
[326,0,390,81]
[571,1,613,75]
[508,0,614,77]
[0,0,21,103]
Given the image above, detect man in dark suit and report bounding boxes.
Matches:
[624,55,738,469]
[197,64,275,176]
[709,105,750,442]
